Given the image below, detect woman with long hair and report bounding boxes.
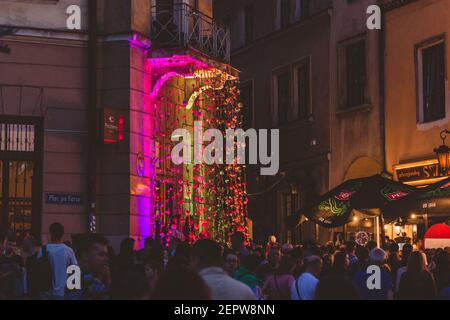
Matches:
[262,255,295,300]
[397,251,437,300]
[331,251,350,277]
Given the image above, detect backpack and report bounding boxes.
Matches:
[27,246,53,296]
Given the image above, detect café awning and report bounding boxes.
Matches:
[291,175,417,228]
[385,176,450,216]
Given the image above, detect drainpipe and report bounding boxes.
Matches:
[87,0,98,233]
[379,5,387,247]
[379,5,387,175]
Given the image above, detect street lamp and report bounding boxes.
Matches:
[434,129,450,174]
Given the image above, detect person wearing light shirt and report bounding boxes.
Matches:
[192,239,256,300]
[291,255,322,300]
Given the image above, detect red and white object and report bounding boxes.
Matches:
[424,224,450,249]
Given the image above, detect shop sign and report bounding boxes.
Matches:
[102,108,124,143]
[46,193,83,205]
[395,161,440,183]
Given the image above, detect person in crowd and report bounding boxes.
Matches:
[267,246,282,272]
[39,223,77,300]
[166,241,191,270]
[334,233,344,248]
[353,248,393,300]
[21,234,39,299]
[415,239,429,266]
[331,251,350,278]
[192,239,255,300]
[252,246,266,261]
[291,255,322,300]
[265,235,279,256]
[234,254,262,297]
[387,242,401,284]
[263,255,295,300]
[255,253,269,280]
[110,237,137,299]
[432,250,450,295]
[353,245,369,275]
[395,243,413,292]
[281,243,293,255]
[231,232,249,261]
[140,258,162,299]
[0,233,24,299]
[395,232,412,244]
[308,245,324,259]
[315,274,359,300]
[320,242,335,279]
[70,234,110,300]
[115,238,136,267]
[345,241,358,275]
[223,251,239,276]
[397,251,438,300]
[136,237,154,263]
[289,246,304,278]
[152,266,211,300]
[366,240,377,252]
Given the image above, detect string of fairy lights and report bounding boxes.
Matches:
[151,65,248,245]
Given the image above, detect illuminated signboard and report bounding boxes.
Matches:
[394,159,447,185]
[102,108,124,143]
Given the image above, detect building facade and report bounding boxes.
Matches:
[328,0,383,242]
[215,0,383,244]
[0,0,245,249]
[215,0,333,244]
[384,0,450,240]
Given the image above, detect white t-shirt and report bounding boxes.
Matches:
[291,272,319,300]
[38,243,78,297]
[199,267,256,300]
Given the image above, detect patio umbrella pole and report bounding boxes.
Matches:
[376,215,380,248]
[380,212,386,248]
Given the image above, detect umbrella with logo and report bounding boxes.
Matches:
[291,175,417,228]
[291,178,365,228]
[350,174,417,215]
[385,176,450,216]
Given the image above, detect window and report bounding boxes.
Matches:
[0,123,35,152]
[240,82,254,129]
[417,39,446,123]
[222,14,231,30]
[0,117,42,237]
[300,0,310,20]
[273,69,291,125]
[345,39,366,108]
[294,58,311,120]
[244,4,254,45]
[282,191,299,244]
[280,0,291,28]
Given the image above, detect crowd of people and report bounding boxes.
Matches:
[0,223,449,300]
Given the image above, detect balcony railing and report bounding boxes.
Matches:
[151,3,230,63]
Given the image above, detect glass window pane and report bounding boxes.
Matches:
[8,161,33,235]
